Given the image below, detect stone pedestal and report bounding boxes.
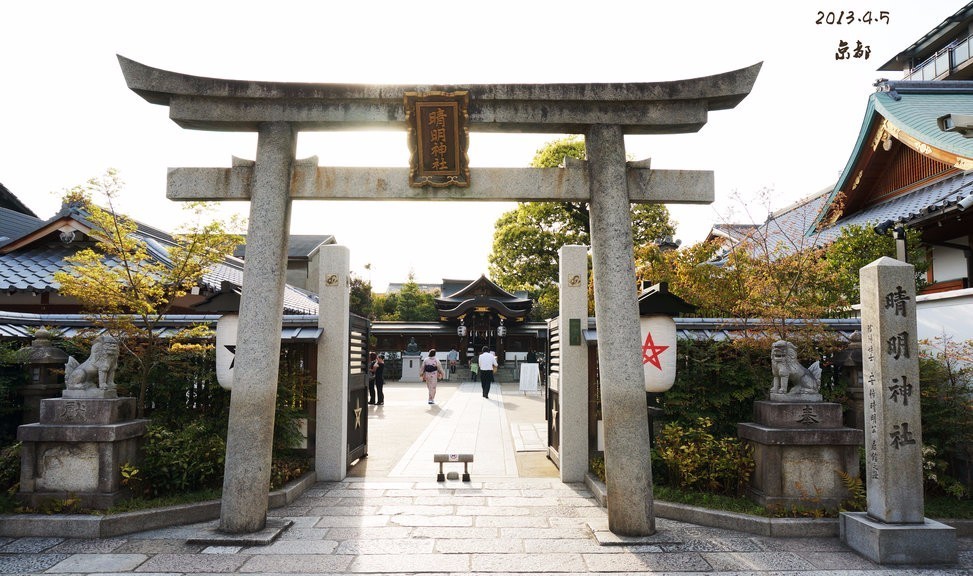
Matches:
[738,401,863,511]
[840,513,957,564]
[17,397,147,509]
[399,355,422,383]
[840,257,958,564]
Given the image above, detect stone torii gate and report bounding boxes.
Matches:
[119,55,759,536]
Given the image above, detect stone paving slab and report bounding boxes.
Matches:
[134,551,248,572]
[239,552,354,573]
[0,535,64,552]
[511,422,547,451]
[2,383,972,575]
[0,552,70,573]
[46,552,148,573]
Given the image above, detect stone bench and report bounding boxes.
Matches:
[433,453,473,482]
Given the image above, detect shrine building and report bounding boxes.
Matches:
[372,276,546,366]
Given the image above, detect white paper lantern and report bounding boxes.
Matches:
[640,315,677,392]
[215,313,239,390]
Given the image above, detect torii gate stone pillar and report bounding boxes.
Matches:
[119,55,760,535]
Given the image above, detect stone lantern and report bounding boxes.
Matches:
[19,329,68,424]
[834,331,864,429]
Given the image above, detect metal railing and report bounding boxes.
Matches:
[903,36,973,81]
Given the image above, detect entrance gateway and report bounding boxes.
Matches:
[118,56,760,536]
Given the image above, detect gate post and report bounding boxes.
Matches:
[586,124,654,536]
[219,122,295,534]
[557,245,589,482]
[316,245,351,481]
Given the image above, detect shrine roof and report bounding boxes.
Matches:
[0,183,38,218]
[437,276,530,305]
[0,205,319,315]
[583,318,862,344]
[234,234,335,260]
[815,82,973,231]
[817,170,973,244]
[0,310,321,341]
[729,171,973,261]
[747,189,832,256]
[0,207,42,249]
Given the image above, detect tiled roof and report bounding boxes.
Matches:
[0,183,38,217]
[0,207,43,248]
[818,170,973,244]
[0,200,319,314]
[200,253,319,315]
[0,236,318,315]
[707,223,759,243]
[583,317,861,344]
[752,190,831,256]
[234,234,335,260]
[741,82,973,259]
[874,83,973,159]
[743,172,973,255]
[819,82,973,231]
[0,311,321,341]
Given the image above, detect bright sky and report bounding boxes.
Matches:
[0,1,962,291]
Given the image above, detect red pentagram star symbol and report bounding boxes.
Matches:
[641,332,669,371]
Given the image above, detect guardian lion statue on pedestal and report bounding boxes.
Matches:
[65,334,120,393]
[770,340,822,400]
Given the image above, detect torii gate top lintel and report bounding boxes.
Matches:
[117,55,761,135]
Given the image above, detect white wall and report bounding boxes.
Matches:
[931,240,969,283]
[916,288,973,344]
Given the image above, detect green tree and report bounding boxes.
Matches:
[488,137,676,318]
[823,223,928,304]
[371,292,398,320]
[53,170,244,417]
[393,273,439,321]
[349,273,373,318]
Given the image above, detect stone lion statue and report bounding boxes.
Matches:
[65,334,120,391]
[770,340,821,396]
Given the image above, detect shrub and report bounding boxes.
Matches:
[589,453,606,483]
[660,337,842,437]
[0,341,29,441]
[915,336,973,498]
[270,453,312,489]
[138,422,226,497]
[0,442,20,511]
[654,417,754,496]
[923,445,967,499]
[661,339,768,437]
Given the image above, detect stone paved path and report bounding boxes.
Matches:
[1,380,970,574]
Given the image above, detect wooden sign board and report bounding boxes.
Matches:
[405,91,470,187]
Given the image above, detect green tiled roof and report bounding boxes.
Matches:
[874,85,973,158]
[817,81,973,230]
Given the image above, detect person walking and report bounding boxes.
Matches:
[469,352,479,382]
[478,345,498,398]
[420,349,444,404]
[368,352,385,405]
[446,347,459,380]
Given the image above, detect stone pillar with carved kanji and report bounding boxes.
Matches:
[840,257,956,564]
